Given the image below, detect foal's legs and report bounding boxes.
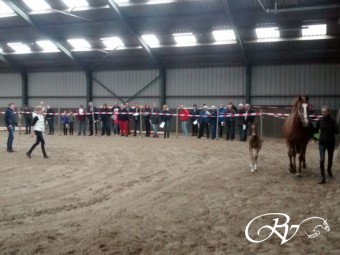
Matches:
[286,141,296,173]
[249,147,255,172]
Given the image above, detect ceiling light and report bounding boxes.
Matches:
[173,33,197,45]
[100,37,124,50]
[142,34,160,47]
[255,27,280,39]
[22,0,51,11]
[114,0,129,3]
[0,1,15,15]
[36,40,60,52]
[302,24,327,37]
[62,0,89,8]
[67,39,91,51]
[212,30,236,41]
[7,42,31,54]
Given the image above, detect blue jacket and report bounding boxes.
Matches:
[218,108,226,122]
[61,115,69,125]
[199,109,211,124]
[5,107,17,127]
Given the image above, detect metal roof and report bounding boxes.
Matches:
[0,0,339,72]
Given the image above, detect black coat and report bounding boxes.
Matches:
[87,106,98,121]
[317,115,339,144]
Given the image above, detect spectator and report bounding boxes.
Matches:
[198,105,210,139]
[100,104,111,136]
[210,105,218,140]
[61,111,69,135]
[118,104,129,137]
[179,105,190,137]
[225,104,236,140]
[22,105,32,134]
[218,104,225,138]
[150,103,160,138]
[77,105,87,136]
[112,102,120,135]
[69,111,75,136]
[190,104,199,136]
[144,104,151,137]
[46,105,55,135]
[87,102,98,136]
[161,105,172,138]
[131,103,141,136]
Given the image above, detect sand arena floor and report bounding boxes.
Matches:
[0,132,339,255]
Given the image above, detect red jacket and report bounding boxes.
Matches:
[179,109,190,121]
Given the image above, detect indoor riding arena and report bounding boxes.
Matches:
[0,0,339,255]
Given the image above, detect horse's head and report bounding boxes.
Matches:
[292,95,309,127]
[321,219,330,232]
[251,124,257,136]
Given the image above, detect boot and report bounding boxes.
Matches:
[319,163,326,184]
[26,152,31,158]
[327,162,333,178]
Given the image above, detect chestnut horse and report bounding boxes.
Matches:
[283,96,311,176]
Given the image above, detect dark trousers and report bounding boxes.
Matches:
[192,121,198,136]
[47,118,54,134]
[89,120,97,135]
[27,131,47,156]
[238,124,243,140]
[218,122,223,138]
[241,125,248,141]
[69,122,74,135]
[145,119,151,136]
[164,120,170,138]
[319,141,335,178]
[101,119,110,136]
[63,124,68,135]
[7,127,14,151]
[210,122,217,139]
[226,121,235,140]
[133,119,140,136]
[199,123,209,138]
[25,118,32,134]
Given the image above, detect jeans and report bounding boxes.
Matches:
[133,119,140,136]
[210,122,217,139]
[181,120,188,137]
[226,121,235,140]
[319,141,335,172]
[101,119,110,136]
[7,126,14,151]
[78,120,86,135]
[47,118,54,134]
[152,123,158,136]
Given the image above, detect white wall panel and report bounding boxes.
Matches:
[0,73,21,97]
[252,64,340,110]
[28,98,86,109]
[93,70,160,98]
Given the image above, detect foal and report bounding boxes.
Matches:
[249,124,262,173]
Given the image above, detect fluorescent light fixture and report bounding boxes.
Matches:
[302,24,327,37]
[22,0,51,11]
[67,39,91,51]
[36,40,60,52]
[142,34,160,47]
[255,27,280,39]
[7,42,31,54]
[100,37,124,50]
[114,0,129,3]
[0,47,3,53]
[173,33,197,45]
[62,0,89,8]
[212,30,236,41]
[0,1,15,15]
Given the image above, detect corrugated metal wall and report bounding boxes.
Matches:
[0,73,22,107]
[93,70,160,106]
[252,64,340,110]
[28,72,86,108]
[166,67,246,108]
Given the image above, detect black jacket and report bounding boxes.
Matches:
[151,108,160,124]
[87,106,98,121]
[144,107,151,121]
[317,115,339,144]
[161,110,172,122]
[118,108,129,121]
[100,108,111,121]
[46,108,54,120]
[190,109,200,121]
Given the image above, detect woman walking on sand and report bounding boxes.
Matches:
[26,106,48,159]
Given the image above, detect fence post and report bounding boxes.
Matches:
[176,108,179,138]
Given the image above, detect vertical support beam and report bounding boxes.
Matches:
[21,72,28,107]
[86,71,93,104]
[160,68,166,106]
[246,64,251,104]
